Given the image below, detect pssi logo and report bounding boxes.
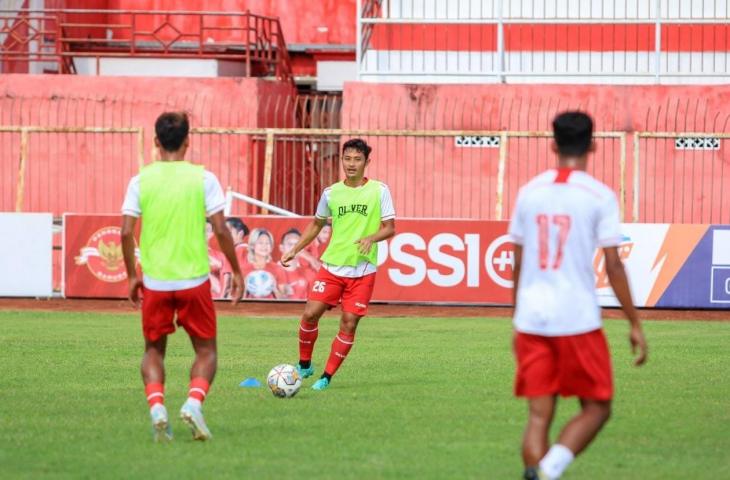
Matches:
[593,236,634,288]
[75,227,128,283]
[381,232,516,288]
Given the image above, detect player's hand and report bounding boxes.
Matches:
[355,236,374,255]
[230,272,244,306]
[629,324,648,366]
[280,249,296,267]
[128,276,143,308]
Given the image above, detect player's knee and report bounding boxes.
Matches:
[585,401,612,424]
[339,315,359,334]
[301,309,321,325]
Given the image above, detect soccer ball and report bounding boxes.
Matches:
[245,270,276,297]
[267,364,302,398]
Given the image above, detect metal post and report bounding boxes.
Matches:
[619,132,627,221]
[496,0,505,83]
[16,128,29,212]
[261,130,275,214]
[245,11,251,77]
[495,132,508,220]
[137,128,145,171]
[654,0,662,84]
[633,132,641,222]
[356,0,363,80]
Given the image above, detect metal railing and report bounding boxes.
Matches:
[0,9,294,83]
[4,125,730,224]
[357,0,730,83]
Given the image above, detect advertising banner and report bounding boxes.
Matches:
[0,213,53,297]
[62,214,729,308]
[63,214,136,298]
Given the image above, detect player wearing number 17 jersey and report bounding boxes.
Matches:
[280,138,396,391]
[508,112,648,480]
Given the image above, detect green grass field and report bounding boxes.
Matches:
[1,310,729,479]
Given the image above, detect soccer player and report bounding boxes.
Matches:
[509,111,648,480]
[221,217,249,298]
[274,228,316,300]
[121,112,243,442]
[280,138,395,391]
[240,227,284,299]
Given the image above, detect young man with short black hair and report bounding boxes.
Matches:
[509,111,648,479]
[281,138,396,391]
[121,112,243,442]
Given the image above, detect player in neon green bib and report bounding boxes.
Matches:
[281,139,396,391]
[121,112,243,442]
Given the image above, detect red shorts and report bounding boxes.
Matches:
[514,329,613,401]
[141,280,216,342]
[308,267,376,317]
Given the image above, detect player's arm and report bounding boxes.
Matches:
[209,211,243,304]
[512,244,522,307]
[281,217,327,267]
[355,219,395,255]
[121,215,142,308]
[604,246,648,366]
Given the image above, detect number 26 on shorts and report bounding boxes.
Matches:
[536,214,572,270]
[312,281,326,293]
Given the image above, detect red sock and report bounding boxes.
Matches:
[145,382,164,408]
[298,319,319,363]
[324,331,355,377]
[188,377,210,403]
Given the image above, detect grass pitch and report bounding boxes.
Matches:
[1,310,729,479]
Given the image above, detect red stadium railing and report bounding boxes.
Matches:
[0,9,294,84]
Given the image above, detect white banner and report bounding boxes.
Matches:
[0,213,53,297]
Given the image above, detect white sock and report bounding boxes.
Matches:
[185,398,202,408]
[539,444,575,479]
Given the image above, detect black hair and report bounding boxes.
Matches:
[155,111,190,152]
[552,111,593,157]
[342,138,372,159]
[280,228,301,244]
[225,217,249,237]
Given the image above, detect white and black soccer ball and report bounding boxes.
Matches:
[267,364,302,398]
[245,270,276,297]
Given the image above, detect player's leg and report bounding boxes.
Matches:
[537,330,613,479]
[522,395,557,467]
[513,332,559,478]
[312,311,361,391]
[296,300,330,378]
[297,268,345,378]
[533,399,610,480]
[312,273,375,391]
[175,281,217,441]
[140,287,176,442]
[557,398,612,453]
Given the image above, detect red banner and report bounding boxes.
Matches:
[63,215,515,304]
[64,214,138,298]
[373,219,512,303]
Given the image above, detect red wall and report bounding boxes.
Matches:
[342,83,730,224]
[0,75,294,216]
[52,0,356,46]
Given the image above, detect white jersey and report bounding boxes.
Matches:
[315,180,395,278]
[508,168,622,336]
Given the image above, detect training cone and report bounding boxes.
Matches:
[239,378,261,388]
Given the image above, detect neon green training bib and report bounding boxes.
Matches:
[320,179,383,266]
[138,161,209,280]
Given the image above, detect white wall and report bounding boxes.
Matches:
[73,58,248,77]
